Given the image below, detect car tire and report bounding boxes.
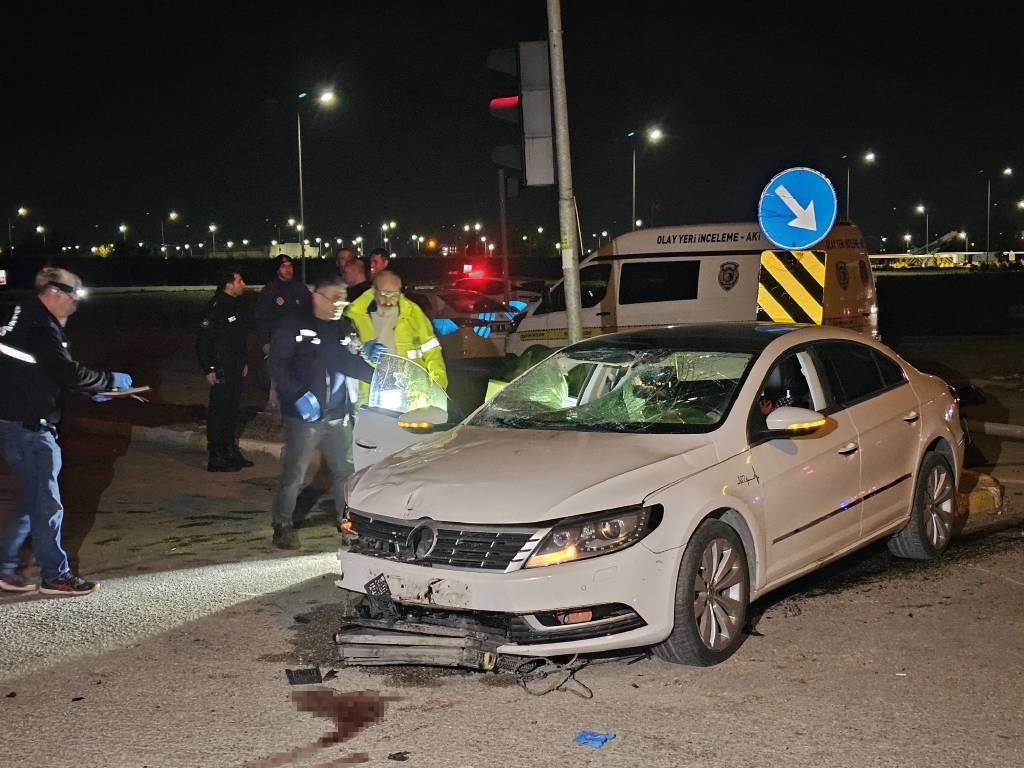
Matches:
[654,519,749,666]
[887,452,957,560]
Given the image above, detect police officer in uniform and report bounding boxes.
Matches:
[255,254,311,412]
[268,273,377,549]
[197,268,251,471]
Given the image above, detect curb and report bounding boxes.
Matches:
[959,470,1005,517]
[67,416,285,459]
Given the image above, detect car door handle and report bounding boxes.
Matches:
[354,440,377,450]
[903,411,919,423]
[837,442,859,456]
[595,311,610,316]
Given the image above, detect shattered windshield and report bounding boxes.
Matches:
[469,347,755,433]
[368,353,449,413]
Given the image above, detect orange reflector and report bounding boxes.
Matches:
[397,421,432,431]
[557,609,593,625]
[526,545,578,568]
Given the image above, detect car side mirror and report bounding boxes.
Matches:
[762,406,827,439]
[397,405,449,433]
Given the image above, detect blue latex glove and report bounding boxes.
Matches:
[575,731,616,749]
[92,394,113,403]
[295,392,321,422]
[112,372,133,390]
[361,340,387,364]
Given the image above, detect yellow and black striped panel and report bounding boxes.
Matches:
[757,250,825,325]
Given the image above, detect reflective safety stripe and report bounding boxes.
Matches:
[420,337,440,353]
[407,349,422,359]
[0,341,37,364]
[298,329,317,336]
[227,315,237,323]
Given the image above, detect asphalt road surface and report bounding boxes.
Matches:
[1,337,1023,767]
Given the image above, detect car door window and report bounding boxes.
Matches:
[815,342,891,408]
[533,264,611,315]
[618,260,700,304]
[874,350,906,387]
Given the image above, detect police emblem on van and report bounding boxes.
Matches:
[835,260,850,290]
[718,261,739,291]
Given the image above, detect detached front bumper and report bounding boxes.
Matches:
[336,542,678,657]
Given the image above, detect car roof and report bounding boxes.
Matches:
[569,322,810,354]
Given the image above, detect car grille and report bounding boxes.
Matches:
[347,510,535,570]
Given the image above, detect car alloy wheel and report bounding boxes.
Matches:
[888,452,958,561]
[922,460,954,549]
[694,536,746,651]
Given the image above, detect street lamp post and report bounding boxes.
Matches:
[295,89,336,284]
[915,205,929,252]
[119,223,128,243]
[162,211,179,250]
[7,206,29,255]
[986,166,1012,254]
[843,150,876,221]
[629,127,663,231]
[36,225,46,248]
[209,224,217,257]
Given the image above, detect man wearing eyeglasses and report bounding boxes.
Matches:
[345,271,448,406]
[0,267,132,596]
[267,273,376,549]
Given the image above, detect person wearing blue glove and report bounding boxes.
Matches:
[0,268,132,597]
[361,340,386,364]
[92,371,133,403]
[267,273,375,550]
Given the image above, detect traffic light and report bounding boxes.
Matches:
[487,40,554,187]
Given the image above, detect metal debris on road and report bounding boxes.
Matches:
[285,665,323,685]
[387,752,411,761]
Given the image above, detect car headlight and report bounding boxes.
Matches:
[525,504,662,568]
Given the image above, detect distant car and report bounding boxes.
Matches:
[342,323,965,666]
[449,276,547,313]
[404,287,520,359]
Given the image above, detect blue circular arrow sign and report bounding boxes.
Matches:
[758,167,838,249]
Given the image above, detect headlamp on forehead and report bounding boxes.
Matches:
[48,281,87,300]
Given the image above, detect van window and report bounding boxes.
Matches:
[533,264,611,316]
[619,261,700,304]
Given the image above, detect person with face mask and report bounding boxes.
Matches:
[267,273,376,549]
[345,271,448,403]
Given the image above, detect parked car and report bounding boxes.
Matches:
[342,323,965,666]
[403,287,520,360]
[448,276,548,312]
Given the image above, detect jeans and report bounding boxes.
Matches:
[271,416,353,527]
[0,421,70,582]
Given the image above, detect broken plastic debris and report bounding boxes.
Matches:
[387,752,411,761]
[285,666,323,685]
[575,730,616,748]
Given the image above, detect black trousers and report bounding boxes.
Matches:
[207,366,245,453]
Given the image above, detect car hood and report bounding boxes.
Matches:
[348,425,720,524]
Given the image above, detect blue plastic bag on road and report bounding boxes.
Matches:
[575,730,616,748]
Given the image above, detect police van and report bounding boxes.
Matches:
[505,221,877,354]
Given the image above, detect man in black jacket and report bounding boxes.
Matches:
[196,268,250,471]
[0,267,132,596]
[254,254,311,412]
[268,273,376,549]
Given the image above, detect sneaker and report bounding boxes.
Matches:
[272,525,300,550]
[39,573,97,596]
[0,572,37,593]
[207,449,242,473]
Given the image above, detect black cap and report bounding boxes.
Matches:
[274,253,293,269]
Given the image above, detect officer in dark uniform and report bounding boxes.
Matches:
[196,268,251,471]
[254,254,311,413]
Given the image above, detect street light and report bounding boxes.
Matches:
[209,224,217,256]
[903,233,912,252]
[915,205,929,252]
[295,88,336,283]
[985,166,1013,253]
[36,224,46,247]
[7,206,29,254]
[843,150,876,221]
[119,223,128,242]
[162,211,179,249]
[629,126,663,230]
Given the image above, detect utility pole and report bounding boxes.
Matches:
[547,0,582,344]
[498,168,511,305]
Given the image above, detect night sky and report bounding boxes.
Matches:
[4,1,1022,253]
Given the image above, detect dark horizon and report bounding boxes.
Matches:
[4,1,1023,254]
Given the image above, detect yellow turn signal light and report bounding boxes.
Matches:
[786,418,827,433]
[397,420,433,431]
[526,544,578,568]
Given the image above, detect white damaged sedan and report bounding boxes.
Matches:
[340,323,965,665]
